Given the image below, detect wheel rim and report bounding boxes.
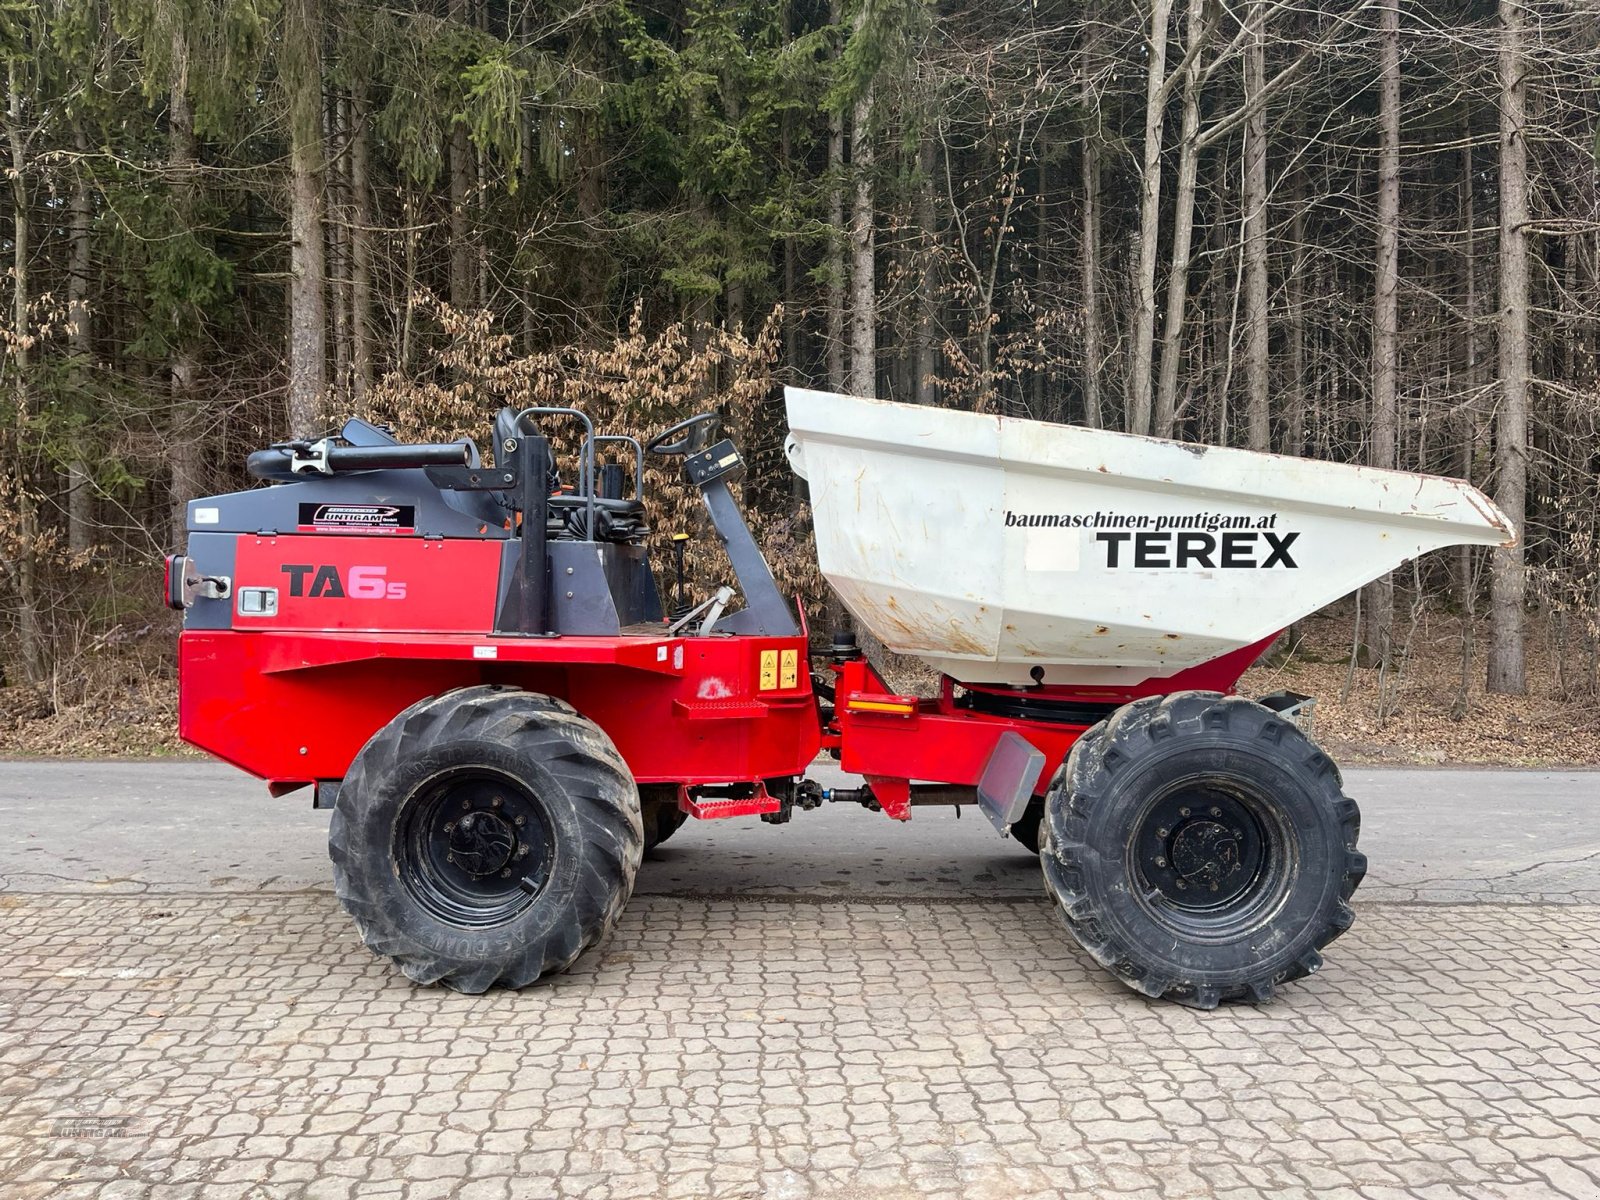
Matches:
[395,768,556,928]
[1128,777,1297,941]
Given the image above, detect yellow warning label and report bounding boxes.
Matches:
[759,650,778,690]
[779,649,799,689]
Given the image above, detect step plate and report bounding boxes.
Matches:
[680,783,781,820]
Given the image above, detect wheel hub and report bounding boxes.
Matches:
[448,810,516,876]
[1137,787,1266,911]
[395,770,555,928]
[1169,820,1241,888]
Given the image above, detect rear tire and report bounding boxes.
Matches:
[1039,690,1364,1009]
[329,685,642,992]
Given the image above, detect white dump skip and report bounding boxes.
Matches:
[784,388,1514,687]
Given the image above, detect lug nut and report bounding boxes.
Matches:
[444,821,455,833]
[1176,880,1188,889]
[1154,857,1166,868]
[515,815,525,826]
[1210,882,1219,892]
[1209,806,1221,817]
[518,846,529,858]
[446,853,455,864]
[1157,827,1170,838]
[500,868,511,878]
[1179,807,1191,818]
[492,796,503,808]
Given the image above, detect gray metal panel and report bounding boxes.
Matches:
[492,539,526,633]
[599,543,663,626]
[701,481,798,637]
[187,471,510,539]
[548,542,621,635]
[181,533,239,630]
[977,732,1047,835]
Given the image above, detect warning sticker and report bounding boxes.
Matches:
[296,502,416,535]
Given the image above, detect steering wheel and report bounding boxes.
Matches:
[646,413,721,456]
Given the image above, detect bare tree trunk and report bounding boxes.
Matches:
[447,133,471,313]
[1127,0,1173,436]
[1281,171,1309,658]
[1154,0,1203,439]
[1242,2,1271,453]
[726,275,746,336]
[67,119,93,551]
[516,5,536,352]
[1287,165,1307,458]
[915,135,939,405]
[168,28,203,543]
[826,0,846,392]
[574,138,606,333]
[6,61,46,683]
[778,1,800,381]
[1489,0,1529,695]
[849,70,876,398]
[781,112,800,376]
[1031,124,1050,419]
[783,181,800,378]
[328,94,350,405]
[447,0,473,312]
[1079,12,1103,429]
[1454,139,1481,717]
[350,80,373,397]
[400,186,418,373]
[284,0,326,434]
[1363,0,1401,666]
[1208,166,1232,444]
[724,71,748,336]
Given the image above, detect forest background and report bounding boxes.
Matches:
[1,0,1598,763]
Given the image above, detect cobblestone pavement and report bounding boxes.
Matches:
[4,890,1600,1200]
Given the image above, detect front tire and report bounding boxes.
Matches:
[329,685,643,993]
[640,787,688,852]
[1008,798,1044,854]
[1040,691,1364,1009]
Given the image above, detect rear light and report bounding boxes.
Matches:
[843,694,918,716]
[165,555,187,610]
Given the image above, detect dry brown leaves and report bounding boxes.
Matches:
[1241,608,1600,767]
[358,296,826,611]
[0,676,188,758]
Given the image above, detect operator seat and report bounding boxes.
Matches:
[493,407,541,468]
[491,406,647,544]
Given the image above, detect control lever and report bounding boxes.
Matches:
[667,586,735,638]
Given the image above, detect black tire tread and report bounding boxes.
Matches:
[1039,690,1364,1009]
[639,787,689,852]
[329,684,642,992]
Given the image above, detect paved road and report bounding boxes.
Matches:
[1,761,1596,903]
[3,761,1600,1199]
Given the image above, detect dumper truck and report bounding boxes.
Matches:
[167,389,1513,1007]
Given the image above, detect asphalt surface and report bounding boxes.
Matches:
[1,759,1595,904]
